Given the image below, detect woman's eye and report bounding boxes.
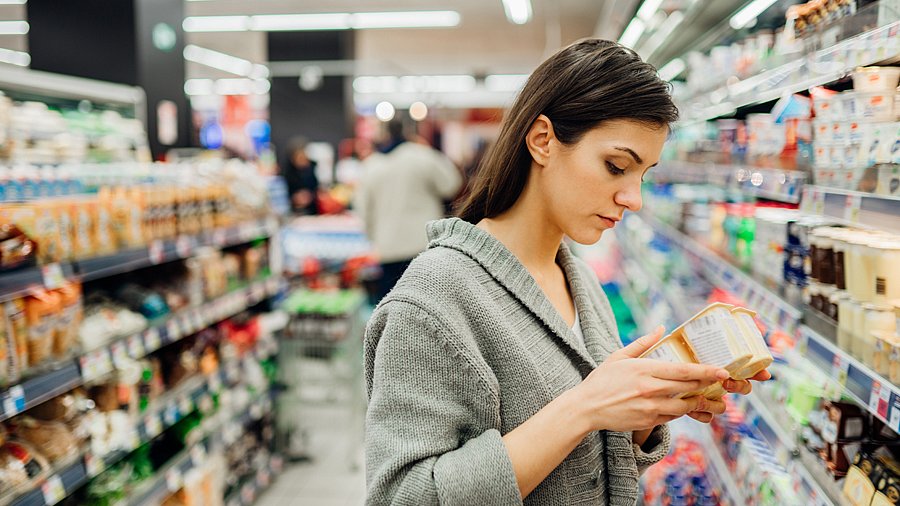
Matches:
[606,162,625,176]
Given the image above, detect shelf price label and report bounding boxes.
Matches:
[2,385,26,417]
[208,373,222,393]
[146,327,163,352]
[84,452,105,477]
[826,355,851,400]
[127,333,146,359]
[145,413,163,438]
[891,396,900,432]
[80,348,113,382]
[179,395,193,415]
[41,263,66,290]
[175,235,195,258]
[165,468,183,492]
[870,382,892,422]
[212,228,227,247]
[149,240,165,265]
[165,320,181,343]
[41,475,66,506]
[110,341,129,370]
[844,195,862,223]
[190,444,207,467]
[164,402,179,426]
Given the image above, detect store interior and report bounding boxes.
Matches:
[0,0,899,505]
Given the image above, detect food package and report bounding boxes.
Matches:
[0,440,51,495]
[24,289,61,366]
[0,204,62,265]
[3,299,27,379]
[8,417,79,463]
[54,281,83,358]
[0,223,37,272]
[69,198,97,259]
[639,302,774,399]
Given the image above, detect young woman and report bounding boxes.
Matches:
[364,39,770,506]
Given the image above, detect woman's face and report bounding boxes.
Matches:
[536,118,667,245]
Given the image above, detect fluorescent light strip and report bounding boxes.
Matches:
[354,75,477,94]
[658,58,686,81]
[636,0,664,20]
[640,11,685,59]
[0,47,29,67]
[0,0,26,4]
[183,15,249,32]
[501,0,532,25]
[185,78,270,96]
[0,21,28,35]
[485,74,529,92]
[184,44,252,76]
[184,11,460,33]
[617,17,645,48]
[730,0,779,29]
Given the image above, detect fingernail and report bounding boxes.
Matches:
[716,370,730,380]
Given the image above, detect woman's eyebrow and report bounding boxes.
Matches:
[613,146,643,165]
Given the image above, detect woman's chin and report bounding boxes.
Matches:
[567,228,605,245]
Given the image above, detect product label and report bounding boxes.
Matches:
[41,475,65,505]
[645,342,681,363]
[683,309,735,368]
[876,277,886,296]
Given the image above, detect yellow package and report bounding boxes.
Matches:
[0,204,62,265]
[69,199,97,260]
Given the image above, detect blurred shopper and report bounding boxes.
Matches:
[364,40,770,506]
[282,137,319,215]
[354,120,461,303]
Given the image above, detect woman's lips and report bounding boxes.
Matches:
[597,215,617,228]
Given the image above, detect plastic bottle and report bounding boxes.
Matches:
[736,204,756,271]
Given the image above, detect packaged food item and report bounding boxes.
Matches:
[844,451,878,506]
[639,303,772,398]
[3,299,27,378]
[0,309,8,387]
[24,289,61,366]
[54,281,82,358]
[69,198,96,259]
[93,198,117,256]
[820,401,866,477]
[0,204,62,265]
[0,439,50,494]
[0,223,36,272]
[8,417,79,463]
[853,67,900,93]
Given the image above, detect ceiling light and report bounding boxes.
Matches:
[184,44,253,76]
[730,0,779,29]
[658,58,686,81]
[352,11,460,29]
[375,101,395,122]
[353,76,399,93]
[251,13,350,31]
[0,47,29,67]
[0,0,26,4]
[409,101,428,121]
[485,74,529,92]
[640,11,684,59]
[0,21,28,35]
[185,11,461,32]
[636,0,664,20]
[183,16,249,32]
[617,17,645,48]
[501,0,532,25]
[354,75,476,94]
[184,79,214,96]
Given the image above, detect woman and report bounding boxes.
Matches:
[281,136,319,215]
[364,39,769,506]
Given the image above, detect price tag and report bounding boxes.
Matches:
[827,355,851,400]
[84,452,105,477]
[166,320,181,342]
[179,395,193,415]
[179,314,193,336]
[164,402,179,426]
[192,309,204,331]
[190,444,207,467]
[145,413,163,438]
[209,373,222,393]
[212,228,227,247]
[844,195,862,223]
[199,394,214,413]
[41,475,66,505]
[81,348,113,381]
[239,223,256,242]
[870,382,892,421]
[41,263,66,289]
[129,429,141,449]
[813,190,825,216]
[146,327,163,351]
[1,385,25,416]
[127,333,146,358]
[149,240,165,265]
[240,483,255,504]
[175,235,195,258]
[890,396,900,432]
[165,468,183,492]
[110,341,129,369]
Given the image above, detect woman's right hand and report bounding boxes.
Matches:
[571,326,730,433]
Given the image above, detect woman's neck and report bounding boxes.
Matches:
[476,189,564,277]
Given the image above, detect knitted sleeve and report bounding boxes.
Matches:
[364,300,523,506]
[633,424,671,475]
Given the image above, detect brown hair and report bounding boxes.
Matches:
[455,39,678,223]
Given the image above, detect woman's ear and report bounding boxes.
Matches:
[525,114,555,167]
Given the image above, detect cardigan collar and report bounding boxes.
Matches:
[426,217,618,372]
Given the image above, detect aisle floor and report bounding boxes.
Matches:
[257,403,366,505]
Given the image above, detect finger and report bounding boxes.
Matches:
[640,378,718,397]
[647,362,730,382]
[612,326,666,360]
[655,396,706,417]
[693,397,726,415]
[751,370,772,381]
[723,379,752,395]
[651,414,681,426]
[687,411,713,423]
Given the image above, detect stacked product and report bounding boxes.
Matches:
[641,436,723,506]
[812,66,900,192]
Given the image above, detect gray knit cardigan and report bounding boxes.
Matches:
[364,218,670,506]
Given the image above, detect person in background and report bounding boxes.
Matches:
[354,120,462,303]
[282,136,319,215]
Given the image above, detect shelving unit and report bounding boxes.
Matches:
[693,425,746,506]
[678,20,900,122]
[649,160,807,205]
[800,186,900,235]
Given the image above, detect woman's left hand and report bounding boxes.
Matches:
[685,369,772,423]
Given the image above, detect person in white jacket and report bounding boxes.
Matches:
[355,120,462,302]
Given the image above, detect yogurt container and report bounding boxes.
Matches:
[841,91,859,119]
[852,66,900,92]
[855,91,895,121]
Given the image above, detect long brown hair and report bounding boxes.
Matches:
[455,39,678,223]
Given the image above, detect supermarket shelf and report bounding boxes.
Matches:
[799,325,900,434]
[637,212,803,335]
[679,21,900,122]
[801,186,900,235]
[694,425,746,506]
[741,393,841,506]
[614,231,694,324]
[0,276,282,423]
[649,161,806,204]
[224,454,285,506]
[0,216,279,302]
